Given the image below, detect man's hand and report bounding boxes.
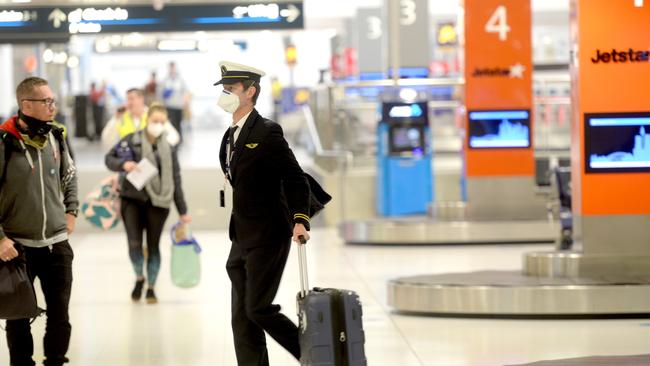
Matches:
[0,237,18,262]
[180,214,192,224]
[292,223,310,244]
[122,161,138,173]
[66,213,76,235]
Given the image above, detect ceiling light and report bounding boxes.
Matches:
[67,56,79,68]
[157,40,197,51]
[42,49,54,63]
[53,51,68,64]
[399,88,418,102]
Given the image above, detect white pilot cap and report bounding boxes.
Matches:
[213,61,266,86]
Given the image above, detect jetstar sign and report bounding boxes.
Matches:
[591,48,650,63]
[471,62,526,78]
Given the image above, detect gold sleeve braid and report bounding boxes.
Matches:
[293,213,310,222]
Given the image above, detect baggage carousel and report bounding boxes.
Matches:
[508,354,650,366]
[340,218,558,245]
[388,270,650,316]
[388,250,650,316]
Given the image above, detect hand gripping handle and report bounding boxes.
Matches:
[297,235,309,297]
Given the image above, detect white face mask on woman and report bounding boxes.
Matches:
[217,90,240,114]
[147,123,165,138]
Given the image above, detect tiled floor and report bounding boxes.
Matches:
[2,229,649,365]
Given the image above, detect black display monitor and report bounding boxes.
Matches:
[468,110,531,149]
[389,125,426,154]
[584,112,650,173]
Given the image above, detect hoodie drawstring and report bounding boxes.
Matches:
[18,140,35,172]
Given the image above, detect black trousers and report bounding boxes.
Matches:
[5,241,74,366]
[226,241,300,366]
[166,107,183,144]
[120,198,170,286]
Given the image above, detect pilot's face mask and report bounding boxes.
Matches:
[218,90,240,114]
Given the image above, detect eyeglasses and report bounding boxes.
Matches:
[22,98,57,108]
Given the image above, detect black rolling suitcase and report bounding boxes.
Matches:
[296,238,367,366]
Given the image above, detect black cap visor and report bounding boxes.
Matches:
[213,71,261,86]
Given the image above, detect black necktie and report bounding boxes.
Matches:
[228,126,238,161]
[227,126,239,179]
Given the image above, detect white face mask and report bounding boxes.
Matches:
[218,90,240,114]
[147,123,165,138]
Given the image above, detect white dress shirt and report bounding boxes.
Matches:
[231,110,252,145]
[227,110,252,162]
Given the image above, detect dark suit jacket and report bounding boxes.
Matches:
[219,109,310,248]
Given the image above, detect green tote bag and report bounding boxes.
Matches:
[170,222,201,288]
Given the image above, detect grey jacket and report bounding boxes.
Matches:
[0,117,79,248]
[104,130,187,215]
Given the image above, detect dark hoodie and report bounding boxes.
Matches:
[0,115,78,248]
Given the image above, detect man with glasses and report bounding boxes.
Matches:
[100,87,180,152]
[0,76,78,366]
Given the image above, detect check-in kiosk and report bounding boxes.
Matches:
[377,101,433,216]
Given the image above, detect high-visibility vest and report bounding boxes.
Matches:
[117,111,147,138]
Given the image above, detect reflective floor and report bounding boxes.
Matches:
[2,229,649,366]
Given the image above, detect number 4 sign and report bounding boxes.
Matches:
[485,5,510,41]
[464,0,533,176]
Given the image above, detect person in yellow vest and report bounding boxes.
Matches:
[101,88,180,152]
[271,76,282,122]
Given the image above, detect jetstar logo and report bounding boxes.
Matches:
[591,48,650,63]
[471,63,526,78]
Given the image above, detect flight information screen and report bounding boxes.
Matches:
[468,110,531,149]
[585,112,650,173]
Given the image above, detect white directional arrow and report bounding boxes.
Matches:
[280,4,300,23]
[48,8,66,29]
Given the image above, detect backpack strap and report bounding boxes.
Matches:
[50,125,77,193]
[50,125,67,156]
[0,131,14,189]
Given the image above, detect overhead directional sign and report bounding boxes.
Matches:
[48,8,66,29]
[0,2,303,43]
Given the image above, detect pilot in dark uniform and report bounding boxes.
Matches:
[216,61,310,365]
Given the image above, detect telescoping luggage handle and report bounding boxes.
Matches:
[298,235,309,298]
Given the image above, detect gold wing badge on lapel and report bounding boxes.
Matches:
[245,143,259,149]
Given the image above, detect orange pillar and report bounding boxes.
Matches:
[571,0,650,256]
[463,0,543,219]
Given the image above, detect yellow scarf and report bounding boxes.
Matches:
[20,121,67,150]
[20,133,48,149]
